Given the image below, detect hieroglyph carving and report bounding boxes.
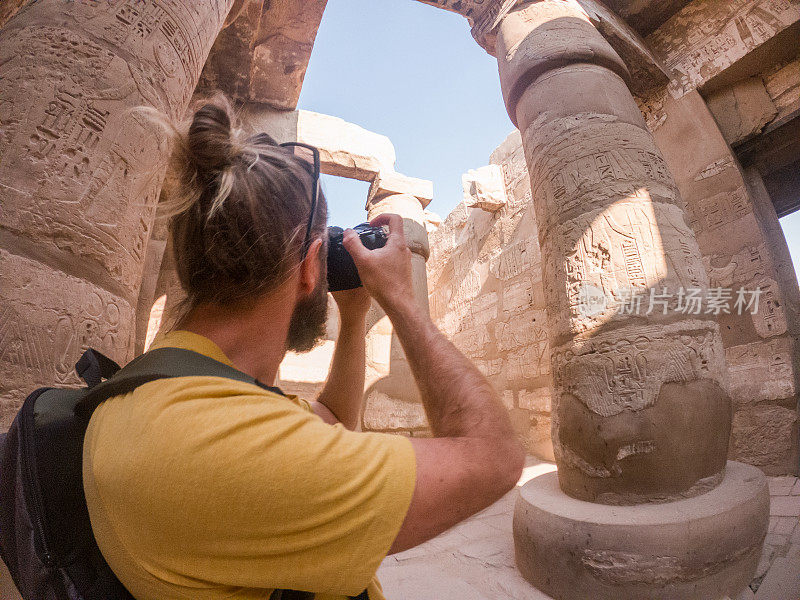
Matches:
[525,118,709,337]
[0,1,232,291]
[0,0,233,425]
[647,0,800,97]
[0,250,135,397]
[551,320,728,418]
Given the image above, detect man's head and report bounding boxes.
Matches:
[161,97,329,352]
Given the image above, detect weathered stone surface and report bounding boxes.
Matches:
[647,0,800,98]
[416,0,672,97]
[574,0,670,95]
[427,129,552,460]
[497,1,733,507]
[0,0,27,28]
[462,164,507,212]
[239,106,398,181]
[731,404,800,476]
[603,0,693,36]
[763,56,800,120]
[0,0,233,426]
[411,0,510,26]
[368,172,434,209]
[706,77,779,145]
[726,338,796,407]
[197,0,266,103]
[639,87,800,475]
[362,191,432,432]
[363,390,428,431]
[198,0,327,110]
[514,462,769,600]
[0,250,135,427]
[423,210,443,233]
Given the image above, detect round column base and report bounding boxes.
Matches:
[513,461,768,600]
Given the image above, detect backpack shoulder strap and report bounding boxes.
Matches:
[76,347,270,417]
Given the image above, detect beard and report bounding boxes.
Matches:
[285,264,329,353]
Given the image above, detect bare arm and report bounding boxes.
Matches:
[312,288,371,430]
[343,214,525,554]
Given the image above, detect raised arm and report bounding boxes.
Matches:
[312,288,371,430]
[343,214,525,554]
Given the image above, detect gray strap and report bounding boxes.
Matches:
[76,347,271,417]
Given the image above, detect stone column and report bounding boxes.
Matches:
[494,2,768,598]
[362,173,433,434]
[0,0,234,426]
[641,88,800,475]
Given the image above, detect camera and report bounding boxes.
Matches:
[327,223,388,291]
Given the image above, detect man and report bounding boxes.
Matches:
[83,100,525,600]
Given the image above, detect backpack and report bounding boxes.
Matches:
[0,347,369,600]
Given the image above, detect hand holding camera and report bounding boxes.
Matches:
[327,222,388,292]
[338,214,416,314]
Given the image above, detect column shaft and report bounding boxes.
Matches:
[497,1,731,504]
[0,0,234,425]
[362,193,431,433]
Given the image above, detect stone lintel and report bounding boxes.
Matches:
[296,111,397,182]
[602,0,694,37]
[705,77,779,147]
[647,0,800,99]
[367,172,434,209]
[238,104,397,182]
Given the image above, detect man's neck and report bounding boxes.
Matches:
[177,287,295,386]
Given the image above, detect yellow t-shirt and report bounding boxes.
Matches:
[83,330,416,600]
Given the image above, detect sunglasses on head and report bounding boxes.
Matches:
[279,142,320,258]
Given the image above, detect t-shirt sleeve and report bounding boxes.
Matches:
[147,389,417,596]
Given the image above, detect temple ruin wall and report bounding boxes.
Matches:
[424,0,800,474]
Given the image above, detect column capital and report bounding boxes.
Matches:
[469,0,520,55]
[494,0,669,126]
[496,1,630,127]
[366,172,434,209]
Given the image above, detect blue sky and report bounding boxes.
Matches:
[297,0,800,281]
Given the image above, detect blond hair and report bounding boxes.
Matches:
[148,95,327,308]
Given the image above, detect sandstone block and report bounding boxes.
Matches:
[527,414,555,463]
[239,107,397,182]
[646,0,800,97]
[198,0,326,111]
[368,172,434,208]
[518,388,551,413]
[706,77,778,146]
[462,164,507,212]
[731,404,800,476]
[363,391,428,431]
[726,339,796,406]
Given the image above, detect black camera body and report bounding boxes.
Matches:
[327,223,387,292]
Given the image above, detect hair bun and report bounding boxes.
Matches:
[187,103,234,175]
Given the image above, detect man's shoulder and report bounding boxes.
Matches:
[131,374,309,411]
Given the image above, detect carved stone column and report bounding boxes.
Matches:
[493,2,768,598]
[0,0,234,426]
[362,174,434,433]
